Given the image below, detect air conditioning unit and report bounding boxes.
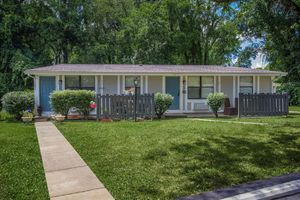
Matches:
[193,102,208,111]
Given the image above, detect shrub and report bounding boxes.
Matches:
[0,111,14,121]
[50,90,95,118]
[1,91,34,119]
[70,90,96,117]
[207,92,225,118]
[154,93,173,119]
[50,90,73,117]
[277,82,300,106]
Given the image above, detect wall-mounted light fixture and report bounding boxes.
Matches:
[59,79,63,90]
[183,79,187,94]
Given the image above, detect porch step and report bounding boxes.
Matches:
[34,116,49,122]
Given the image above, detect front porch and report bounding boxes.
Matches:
[34,74,275,115]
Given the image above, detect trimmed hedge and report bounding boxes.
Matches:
[207,92,225,118]
[154,93,173,119]
[1,91,34,119]
[50,90,95,118]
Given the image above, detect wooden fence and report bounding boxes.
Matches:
[96,94,155,120]
[238,93,289,117]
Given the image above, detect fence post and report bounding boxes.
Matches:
[134,94,137,121]
[96,94,99,121]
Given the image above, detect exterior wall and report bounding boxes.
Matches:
[259,76,272,93]
[221,76,234,106]
[103,76,118,95]
[148,76,163,94]
[35,73,277,116]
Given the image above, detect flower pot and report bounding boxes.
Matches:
[55,115,65,122]
[100,118,113,122]
[22,117,33,123]
[67,115,81,120]
[50,115,56,120]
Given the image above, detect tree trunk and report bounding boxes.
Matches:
[63,48,68,63]
[214,110,218,118]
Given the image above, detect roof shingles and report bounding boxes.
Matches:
[26,64,285,75]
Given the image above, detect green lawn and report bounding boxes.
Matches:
[0,122,49,200]
[290,106,300,112]
[57,114,300,200]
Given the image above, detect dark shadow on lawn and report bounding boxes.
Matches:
[168,132,300,197]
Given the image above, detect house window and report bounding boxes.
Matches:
[65,76,95,91]
[188,76,214,99]
[240,76,253,94]
[125,76,140,94]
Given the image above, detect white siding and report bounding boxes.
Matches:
[259,76,272,93]
[148,76,163,94]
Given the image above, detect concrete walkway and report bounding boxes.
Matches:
[35,122,114,200]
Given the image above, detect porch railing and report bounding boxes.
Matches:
[238,93,289,117]
[96,94,155,120]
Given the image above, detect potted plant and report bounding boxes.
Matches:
[90,101,96,110]
[68,107,81,120]
[21,110,34,123]
[55,114,66,122]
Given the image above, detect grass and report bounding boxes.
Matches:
[57,114,300,200]
[289,106,300,112]
[0,122,49,200]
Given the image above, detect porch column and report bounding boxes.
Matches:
[62,75,65,90]
[233,76,236,107]
[185,75,188,111]
[34,76,40,112]
[180,76,183,111]
[145,75,148,93]
[100,75,103,95]
[218,76,221,92]
[271,76,275,93]
[55,75,60,90]
[253,75,256,94]
[122,75,125,94]
[117,75,120,94]
[237,76,240,95]
[162,76,166,93]
[95,75,99,94]
[257,76,260,93]
[140,75,144,94]
[214,76,217,93]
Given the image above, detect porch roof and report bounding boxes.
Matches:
[25,64,286,76]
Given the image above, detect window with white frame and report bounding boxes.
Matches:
[125,76,140,94]
[240,76,253,94]
[188,76,214,99]
[65,76,95,90]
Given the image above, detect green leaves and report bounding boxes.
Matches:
[207,92,225,117]
[1,91,34,120]
[154,92,174,119]
[50,90,96,117]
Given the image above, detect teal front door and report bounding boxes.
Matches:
[166,77,180,110]
[40,76,56,112]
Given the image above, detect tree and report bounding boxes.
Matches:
[236,0,300,104]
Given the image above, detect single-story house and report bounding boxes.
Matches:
[25,64,286,116]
